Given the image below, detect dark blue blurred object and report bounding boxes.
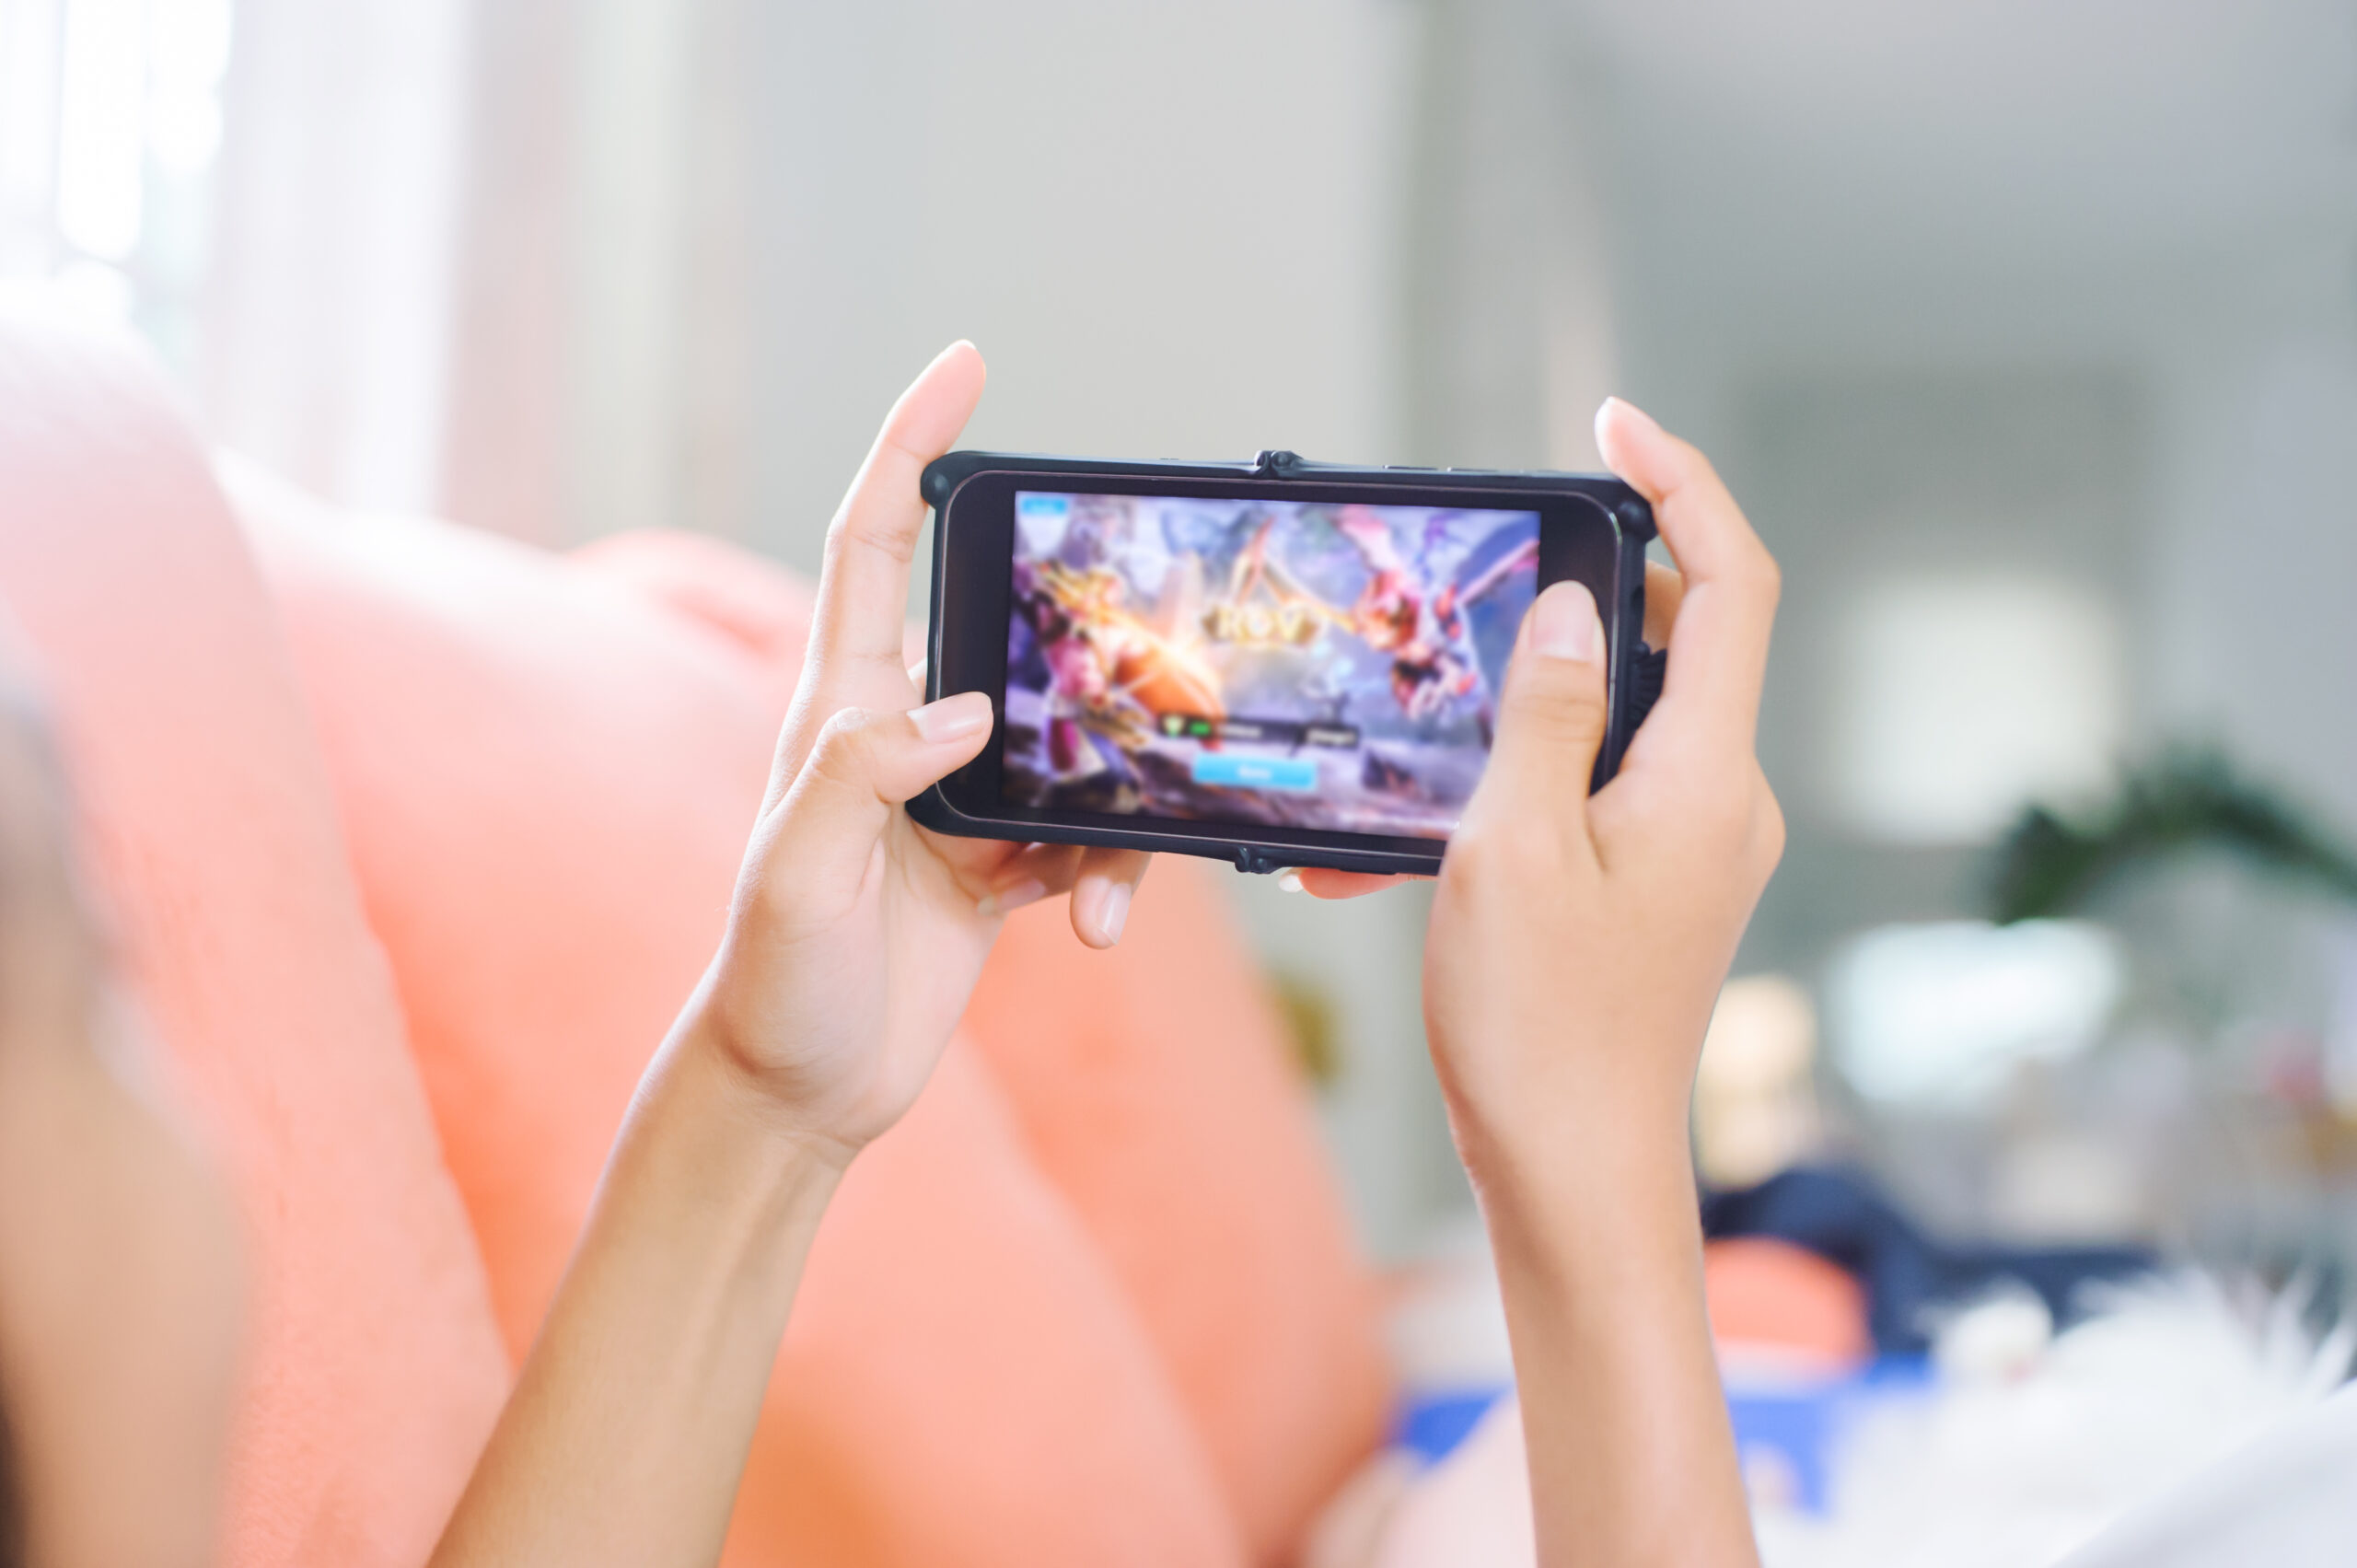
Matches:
[1398,1360,1937,1516]
[1722,1358,1932,1512]
[1396,1386,1509,1467]
[1701,1165,2155,1355]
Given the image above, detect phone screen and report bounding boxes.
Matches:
[1001,489,1539,839]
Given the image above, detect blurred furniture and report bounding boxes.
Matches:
[0,303,1387,1568]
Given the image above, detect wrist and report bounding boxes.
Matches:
[672,971,871,1178]
[1455,1095,1703,1289]
[1438,1045,1696,1201]
[643,1017,855,1214]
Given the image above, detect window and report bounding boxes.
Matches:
[0,0,233,366]
[1832,572,2122,844]
[1829,919,2123,1109]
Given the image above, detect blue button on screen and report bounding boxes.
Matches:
[1191,752,1318,793]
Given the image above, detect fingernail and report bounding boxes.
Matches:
[1597,395,1662,436]
[1277,871,1305,894]
[1084,877,1132,946]
[911,691,992,742]
[977,877,1047,918]
[1530,582,1602,662]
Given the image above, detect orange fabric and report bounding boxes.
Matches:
[578,530,1394,1564]
[0,312,510,1563]
[234,482,1245,1567]
[570,528,814,714]
[738,1044,1242,1566]
[965,877,1392,1562]
[1703,1237,1873,1370]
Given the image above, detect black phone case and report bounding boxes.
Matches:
[909,448,1661,877]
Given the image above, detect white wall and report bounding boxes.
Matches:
[1576,0,2357,974]
[745,0,1418,565]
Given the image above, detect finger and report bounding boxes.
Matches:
[814,342,984,670]
[971,843,1152,947]
[1643,559,1684,649]
[1069,847,1151,949]
[789,342,984,733]
[1287,869,1413,899]
[770,344,985,806]
[1460,580,1609,848]
[975,842,1079,919]
[766,691,994,897]
[1596,398,1778,750]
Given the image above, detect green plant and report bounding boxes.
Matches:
[1991,746,2357,923]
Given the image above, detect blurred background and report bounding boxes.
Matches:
[5,0,2355,1294]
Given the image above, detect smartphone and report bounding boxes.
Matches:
[911,449,1661,877]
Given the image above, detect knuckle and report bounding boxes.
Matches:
[1504,669,1608,744]
[817,702,871,742]
[1684,440,1724,490]
[1443,821,1500,883]
[1699,807,1749,862]
[820,508,856,558]
[1724,538,1779,604]
[1446,814,1560,897]
[740,854,804,937]
[807,706,879,781]
[824,499,915,568]
[1682,780,1757,860]
[1450,808,1514,866]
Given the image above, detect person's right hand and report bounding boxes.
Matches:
[1422,395,1783,1179]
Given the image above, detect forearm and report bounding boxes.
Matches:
[1471,1108,1757,1568]
[432,1018,842,1568]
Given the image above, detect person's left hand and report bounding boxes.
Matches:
[686,343,1148,1165]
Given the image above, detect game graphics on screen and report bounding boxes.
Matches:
[1002,491,1540,837]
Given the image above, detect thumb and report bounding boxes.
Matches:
[1472,581,1609,832]
[766,691,993,891]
